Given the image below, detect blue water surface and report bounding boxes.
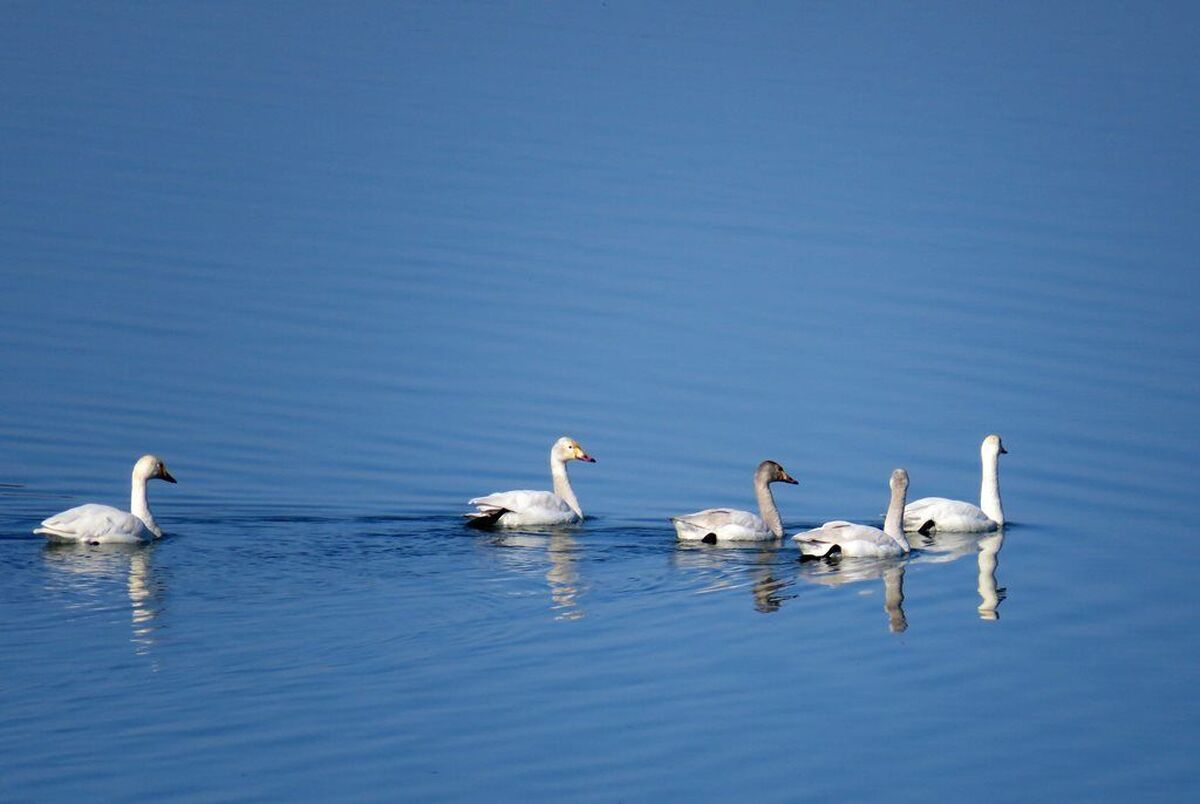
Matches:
[2,2,1198,801]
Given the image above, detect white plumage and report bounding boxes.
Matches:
[672,460,798,543]
[903,497,996,533]
[35,455,177,544]
[904,434,1007,533]
[672,507,775,542]
[794,469,911,559]
[36,504,156,544]
[465,437,595,528]
[794,521,907,558]
[467,490,579,527]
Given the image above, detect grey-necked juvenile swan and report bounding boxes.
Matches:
[465,436,596,527]
[904,434,1007,533]
[35,455,178,544]
[672,460,798,543]
[793,469,911,558]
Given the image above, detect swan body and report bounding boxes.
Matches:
[35,455,177,544]
[673,461,798,542]
[672,507,774,542]
[904,435,1007,533]
[903,497,995,533]
[465,437,595,528]
[467,490,579,527]
[795,521,907,559]
[794,469,910,558]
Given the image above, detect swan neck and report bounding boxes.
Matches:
[551,455,582,518]
[980,451,1004,525]
[130,472,161,537]
[883,483,910,550]
[754,475,784,538]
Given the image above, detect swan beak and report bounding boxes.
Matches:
[578,453,596,463]
[999,445,1008,454]
[782,474,798,485]
[160,468,178,483]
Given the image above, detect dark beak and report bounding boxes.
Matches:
[160,468,177,483]
[999,446,1008,455]
[580,454,596,463]
[783,475,799,485]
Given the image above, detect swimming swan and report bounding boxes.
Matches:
[465,437,596,527]
[904,434,1007,533]
[34,455,178,544]
[793,469,910,558]
[672,460,798,543]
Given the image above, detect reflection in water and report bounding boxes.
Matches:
[882,566,907,633]
[41,542,164,663]
[908,527,1008,622]
[545,534,583,621]
[751,571,787,614]
[671,543,794,614]
[976,532,1006,621]
[800,557,908,633]
[487,530,585,621]
[906,529,982,565]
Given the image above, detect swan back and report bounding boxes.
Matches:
[36,504,151,543]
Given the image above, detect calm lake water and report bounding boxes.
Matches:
[2,3,1199,801]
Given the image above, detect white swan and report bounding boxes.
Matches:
[465,437,596,527]
[793,469,911,558]
[904,434,1007,533]
[672,460,798,542]
[34,455,178,544]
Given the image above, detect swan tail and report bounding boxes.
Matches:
[670,517,712,542]
[796,540,839,559]
[464,506,508,528]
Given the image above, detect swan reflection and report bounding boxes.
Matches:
[799,557,908,632]
[41,542,164,662]
[672,542,794,613]
[976,532,1006,620]
[907,527,1007,621]
[486,530,585,621]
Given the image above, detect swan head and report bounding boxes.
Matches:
[134,454,177,484]
[756,460,798,485]
[890,468,909,491]
[982,434,1008,457]
[553,437,595,463]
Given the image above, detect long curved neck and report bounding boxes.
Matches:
[551,454,582,518]
[980,451,1004,525]
[754,472,783,538]
[130,473,161,537]
[883,483,910,550]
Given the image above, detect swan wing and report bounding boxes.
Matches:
[793,522,902,558]
[672,508,769,541]
[34,504,148,543]
[904,497,994,532]
[465,490,576,527]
